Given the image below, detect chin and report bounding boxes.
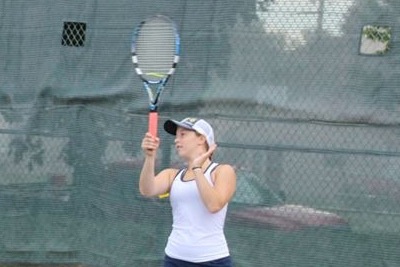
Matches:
[177,152,190,161]
[176,150,186,158]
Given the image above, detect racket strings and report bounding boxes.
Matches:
[134,20,178,82]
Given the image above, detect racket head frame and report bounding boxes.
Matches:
[131,15,180,111]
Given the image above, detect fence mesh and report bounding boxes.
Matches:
[1,0,400,266]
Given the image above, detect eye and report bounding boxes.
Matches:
[177,129,187,136]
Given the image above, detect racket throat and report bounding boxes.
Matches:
[144,83,164,111]
[148,92,159,111]
[149,103,158,111]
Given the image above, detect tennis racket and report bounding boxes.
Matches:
[131,15,180,137]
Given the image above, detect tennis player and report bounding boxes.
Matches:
[139,117,237,267]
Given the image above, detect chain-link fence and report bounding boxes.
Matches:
[1,0,400,266]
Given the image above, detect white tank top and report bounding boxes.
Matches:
[164,162,230,263]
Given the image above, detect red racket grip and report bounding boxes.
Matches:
[148,111,158,137]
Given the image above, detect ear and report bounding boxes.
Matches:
[197,134,207,147]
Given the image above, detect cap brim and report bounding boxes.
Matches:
[164,119,194,135]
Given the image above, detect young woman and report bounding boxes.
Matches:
[139,117,237,267]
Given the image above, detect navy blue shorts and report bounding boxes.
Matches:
[163,255,233,267]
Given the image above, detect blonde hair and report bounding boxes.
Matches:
[195,131,209,150]
[195,131,213,159]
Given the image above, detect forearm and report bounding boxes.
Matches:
[193,169,224,213]
[139,156,157,197]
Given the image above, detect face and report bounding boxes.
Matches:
[175,127,207,159]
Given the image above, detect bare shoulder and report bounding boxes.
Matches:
[154,167,181,194]
[157,167,179,176]
[215,164,236,173]
[156,167,181,181]
[213,164,237,197]
[214,164,237,179]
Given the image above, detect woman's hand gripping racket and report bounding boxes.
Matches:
[131,15,180,137]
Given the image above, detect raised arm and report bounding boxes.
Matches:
[192,144,237,213]
[139,132,174,197]
[194,164,236,213]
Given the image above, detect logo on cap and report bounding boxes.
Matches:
[183,117,199,125]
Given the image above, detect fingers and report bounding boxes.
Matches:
[142,133,159,147]
[141,132,160,154]
[208,144,217,154]
[193,144,218,167]
[204,144,217,160]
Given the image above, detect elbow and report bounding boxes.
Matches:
[139,186,153,198]
[206,203,226,214]
[208,208,221,214]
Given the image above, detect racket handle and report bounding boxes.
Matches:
[148,111,158,137]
